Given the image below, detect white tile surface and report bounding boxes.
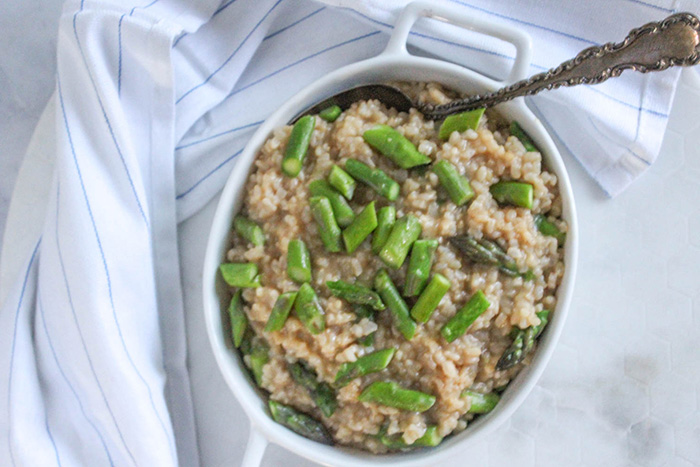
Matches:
[2,3,700,466]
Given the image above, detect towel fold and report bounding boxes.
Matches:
[1,0,693,464]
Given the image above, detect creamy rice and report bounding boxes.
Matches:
[225,82,566,452]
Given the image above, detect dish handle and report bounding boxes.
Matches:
[383,1,532,84]
[241,427,269,467]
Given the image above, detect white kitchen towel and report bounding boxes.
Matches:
[0,0,695,465]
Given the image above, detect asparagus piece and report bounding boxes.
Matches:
[287,239,312,283]
[410,273,451,323]
[319,104,342,122]
[328,165,356,200]
[264,291,298,332]
[534,214,566,245]
[413,426,443,446]
[509,121,539,152]
[374,269,416,340]
[268,400,333,444]
[233,215,265,247]
[219,263,261,288]
[334,348,396,387]
[371,206,396,254]
[441,290,490,343]
[432,160,475,206]
[248,342,269,386]
[342,201,378,253]
[359,381,435,412]
[462,389,500,414]
[438,108,485,140]
[352,304,375,321]
[404,239,439,297]
[379,215,422,269]
[448,234,521,277]
[289,361,337,418]
[294,283,326,335]
[363,124,431,169]
[344,159,400,201]
[379,426,443,449]
[309,180,355,227]
[282,115,315,177]
[228,290,247,348]
[490,181,534,209]
[496,309,550,371]
[310,196,342,253]
[326,280,385,311]
[358,332,375,347]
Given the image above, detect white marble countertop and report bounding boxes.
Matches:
[2,2,699,466]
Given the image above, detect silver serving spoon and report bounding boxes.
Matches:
[294,12,699,122]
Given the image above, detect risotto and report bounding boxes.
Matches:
[221,82,566,453]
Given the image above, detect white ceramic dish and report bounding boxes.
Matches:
[202,2,578,466]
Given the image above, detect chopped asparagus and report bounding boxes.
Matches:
[404,239,439,297]
[268,400,333,444]
[282,115,315,177]
[220,263,261,288]
[319,105,342,122]
[326,280,385,310]
[372,206,396,254]
[309,180,355,227]
[490,181,534,209]
[534,214,566,244]
[496,309,550,370]
[448,234,521,277]
[248,342,269,386]
[264,291,298,332]
[334,348,396,387]
[363,124,431,169]
[410,273,451,323]
[228,290,247,348]
[374,269,416,340]
[462,389,500,413]
[379,215,422,269]
[438,108,485,140]
[509,121,538,152]
[441,290,490,343]
[294,283,326,335]
[310,196,342,253]
[344,159,400,201]
[359,381,435,412]
[379,425,443,449]
[287,239,312,283]
[342,201,378,253]
[432,160,474,206]
[328,165,356,200]
[289,361,337,418]
[352,304,375,321]
[233,215,265,246]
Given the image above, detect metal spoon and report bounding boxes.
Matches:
[293,12,699,122]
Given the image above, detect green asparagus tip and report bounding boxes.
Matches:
[268,400,333,444]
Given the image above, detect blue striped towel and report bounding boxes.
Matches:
[0,0,694,464]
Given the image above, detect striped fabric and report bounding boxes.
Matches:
[0,0,691,464]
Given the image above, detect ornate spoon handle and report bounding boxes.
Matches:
[421,12,700,119]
